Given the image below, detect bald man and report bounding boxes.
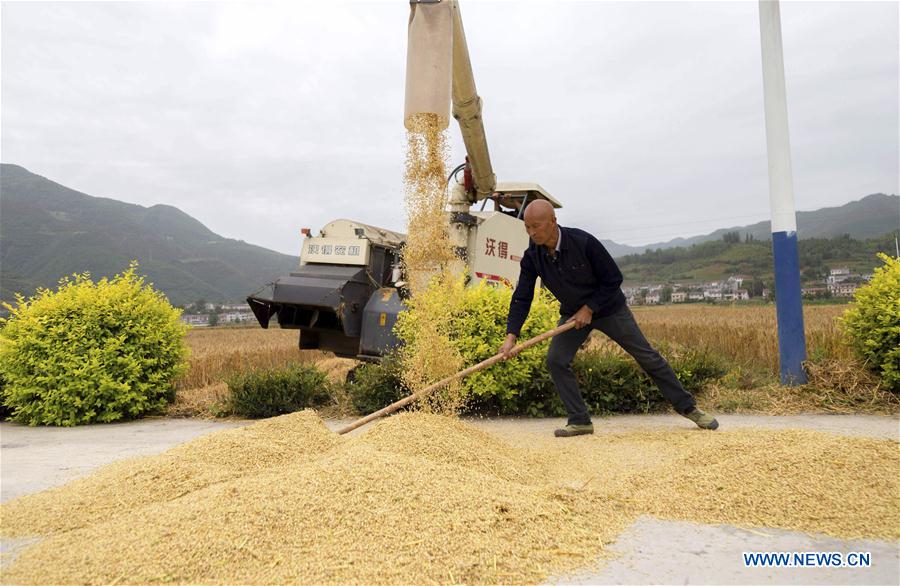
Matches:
[498,200,719,436]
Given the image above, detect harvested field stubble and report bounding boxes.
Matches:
[176,328,324,391]
[700,360,900,415]
[630,304,851,373]
[3,412,898,585]
[171,329,359,417]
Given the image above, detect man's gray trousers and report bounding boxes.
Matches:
[547,305,697,425]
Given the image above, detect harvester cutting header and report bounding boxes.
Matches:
[247,0,560,359]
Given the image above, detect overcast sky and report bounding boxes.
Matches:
[2,1,897,256]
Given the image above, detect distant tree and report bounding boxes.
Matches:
[747,277,765,298]
[188,298,207,314]
[208,312,219,327]
[722,231,741,244]
[802,267,821,282]
[661,285,673,303]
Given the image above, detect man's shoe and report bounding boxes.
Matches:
[554,423,594,437]
[684,408,719,430]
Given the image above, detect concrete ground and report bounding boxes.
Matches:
[2,413,898,584]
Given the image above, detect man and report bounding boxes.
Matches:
[497,200,719,437]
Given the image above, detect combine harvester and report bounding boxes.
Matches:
[247,0,561,361]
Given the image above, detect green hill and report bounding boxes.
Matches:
[618,232,898,287]
[0,164,298,307]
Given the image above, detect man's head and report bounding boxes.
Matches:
[523,199,558,247]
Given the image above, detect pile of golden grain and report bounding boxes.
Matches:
[2,412,897,584]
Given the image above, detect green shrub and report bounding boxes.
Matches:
[432,341,724,418]
[574,350,665,413]
[840,253,900,392]
[395,278,559,404]
[661,343,729,394]
[345,353,410,415]
[0,263,188,426]
[0,373,10,420]
[226,363,331,418]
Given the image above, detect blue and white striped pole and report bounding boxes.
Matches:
[759,0,807,384]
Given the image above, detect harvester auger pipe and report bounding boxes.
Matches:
[449,0,496,201]
[405,0,496,202]
[335,321,577,435]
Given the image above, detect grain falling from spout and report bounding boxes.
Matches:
[400,113,465,414]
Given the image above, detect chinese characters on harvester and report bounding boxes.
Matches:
[484,238,512,260]
[307,245,361,257]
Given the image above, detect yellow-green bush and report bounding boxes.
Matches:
[840,253,900,392]
[395,277,559,403]
[0,263,189,425]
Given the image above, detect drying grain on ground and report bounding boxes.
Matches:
[2,411,897,584]
[1,411,337,537]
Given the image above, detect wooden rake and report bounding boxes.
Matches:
[336,321,576,435]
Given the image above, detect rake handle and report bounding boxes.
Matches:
[336,320,577,435]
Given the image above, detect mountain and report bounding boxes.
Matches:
[0,164,298,307]
[2,163,896,304]
[601,193,899,257]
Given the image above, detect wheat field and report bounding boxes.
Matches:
[631,304,850,373]
[179,304,851,390]
[175,327,323,391]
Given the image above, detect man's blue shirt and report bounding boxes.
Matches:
[506,226,627,336]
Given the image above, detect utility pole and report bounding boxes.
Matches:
[759,0,807,384]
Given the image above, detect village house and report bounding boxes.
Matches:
[802,285,829,298]
[726,275,746,291]
[827,267,851,285]
[703,288,723,301]
[670,291,687,303]
[181,314,210,326]
[219,311,254,324]
[829,282,859,297]
[722,289,750,301]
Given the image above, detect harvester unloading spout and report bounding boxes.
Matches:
[404,0,452,130]
[405,0,496,201]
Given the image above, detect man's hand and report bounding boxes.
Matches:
[567,305,594,329]
[497,333,518,360]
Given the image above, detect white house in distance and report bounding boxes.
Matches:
[830,282,859,297]
[827,267,851,285]
[181,314,210,326]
